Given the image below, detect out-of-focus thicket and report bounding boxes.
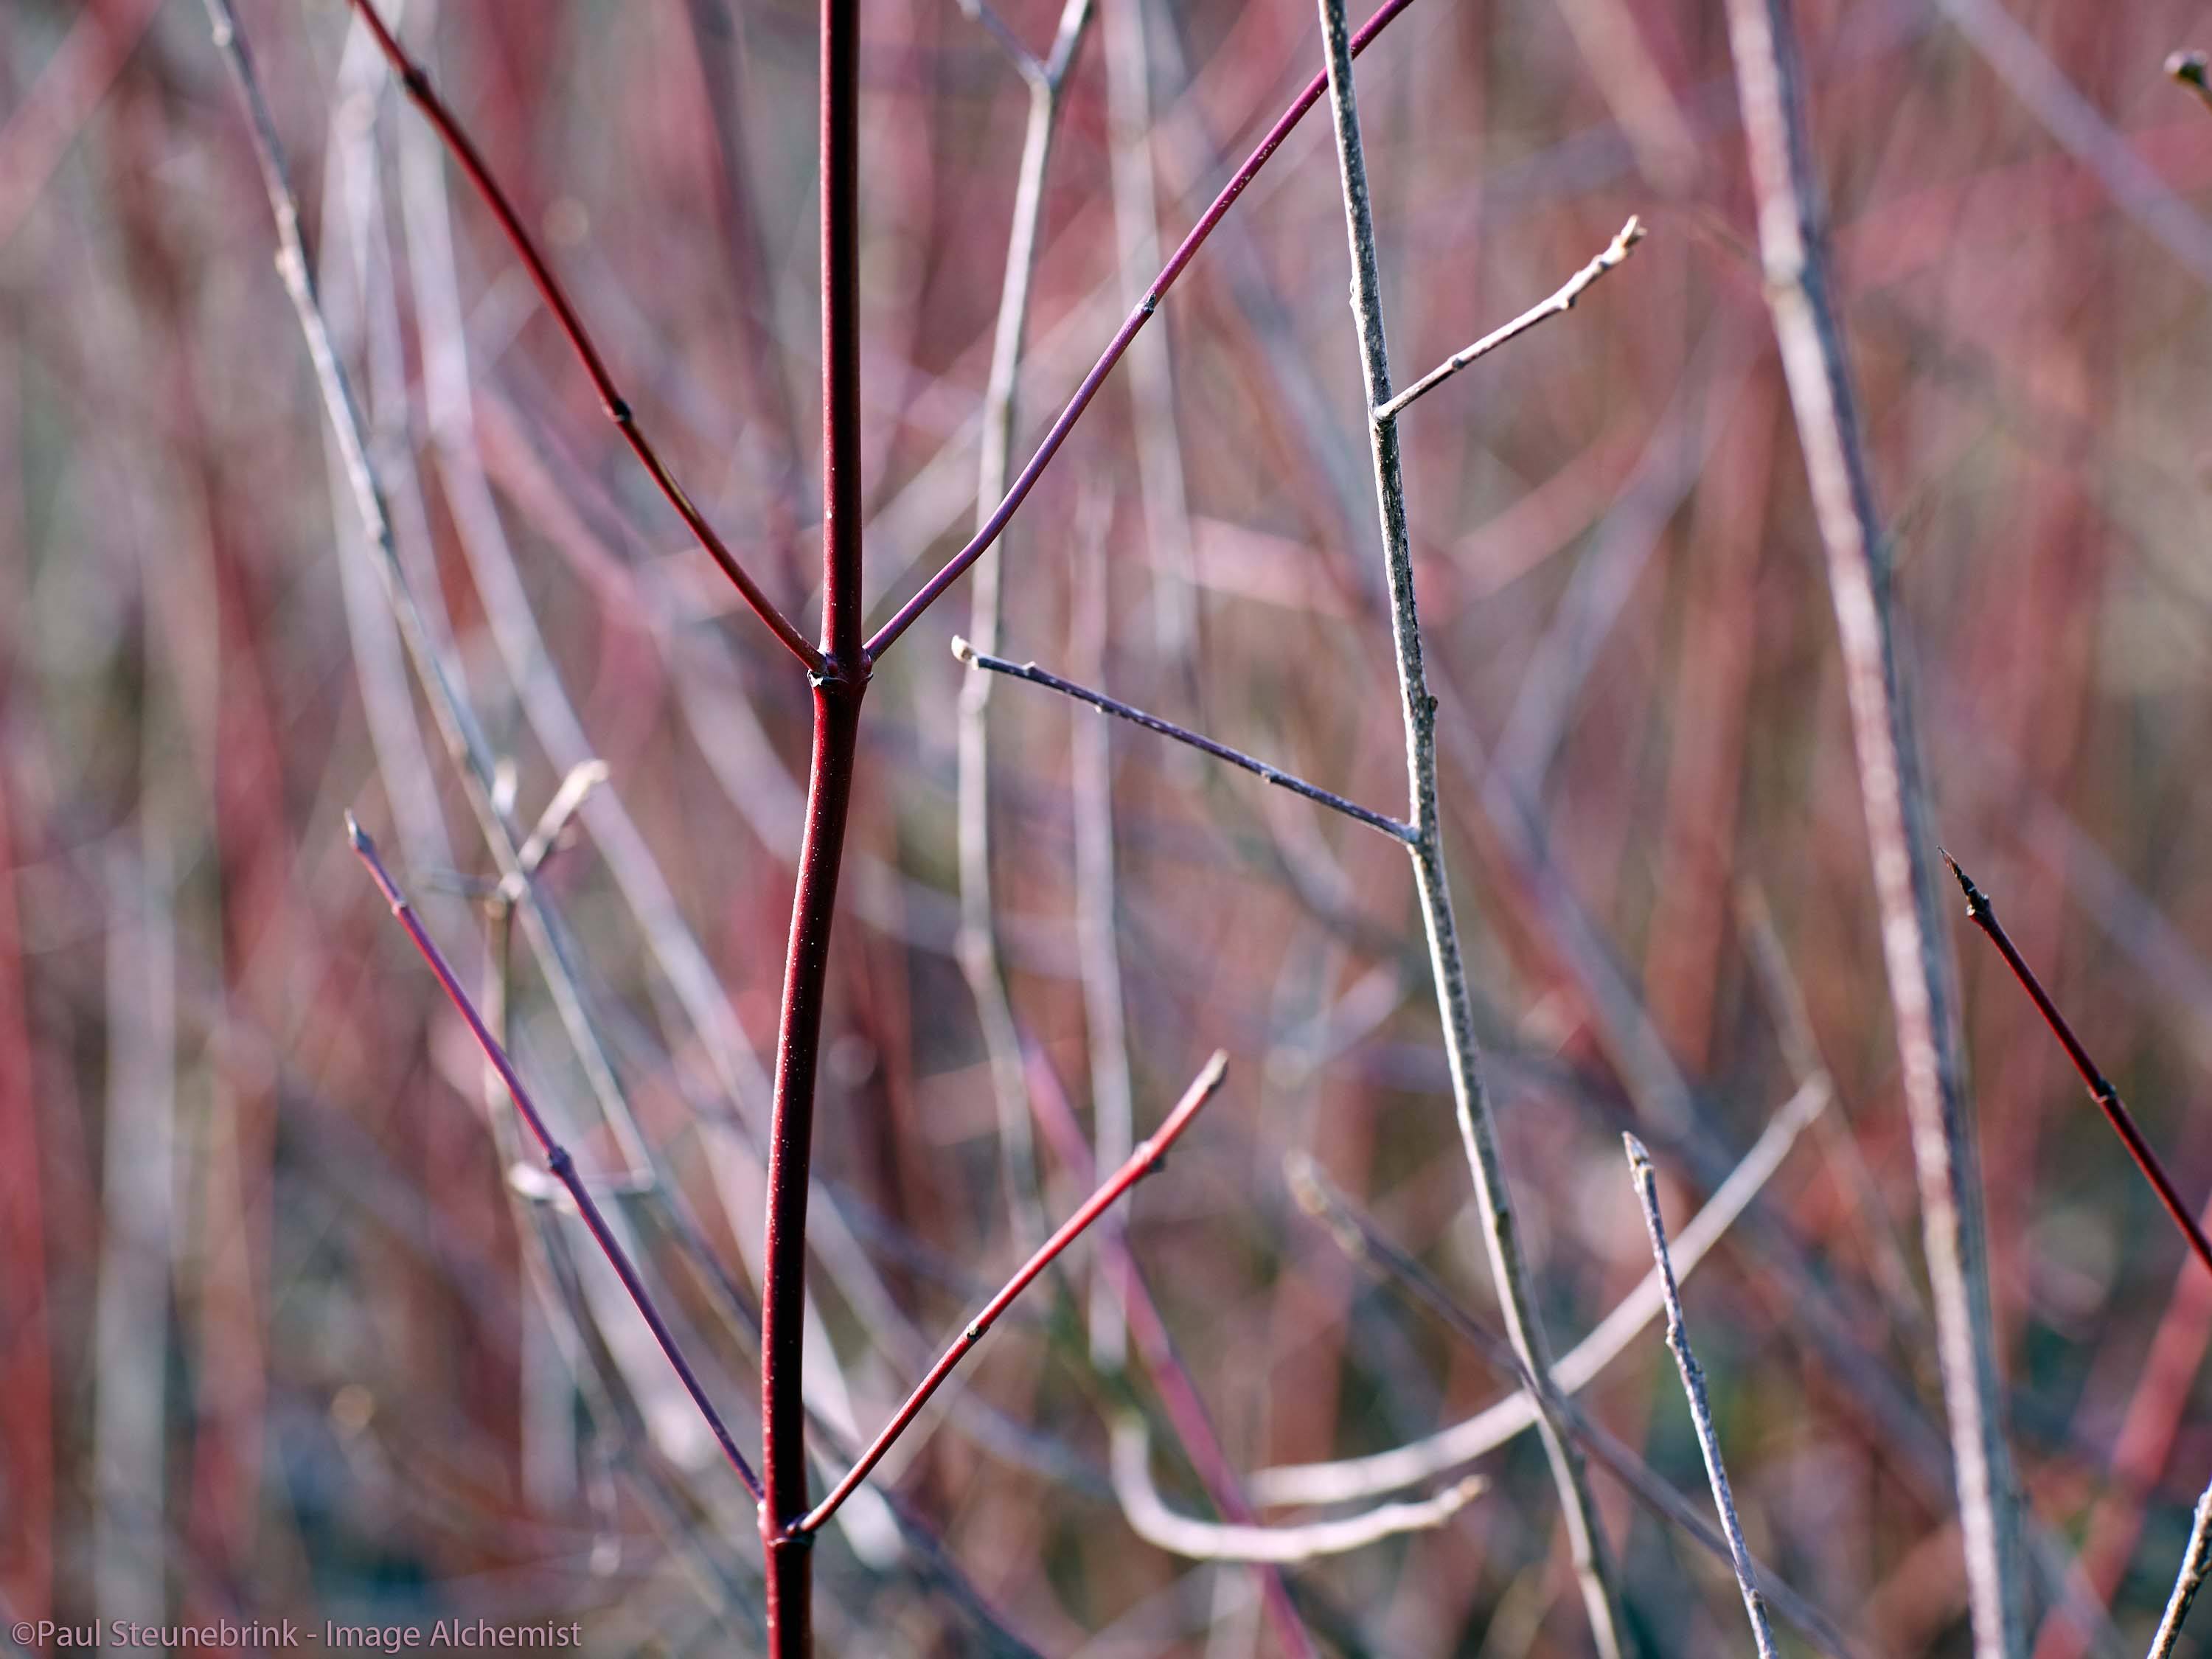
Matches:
[11,0,2212,1652]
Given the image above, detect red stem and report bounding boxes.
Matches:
[760,1,871,1648]
[861,0,1422,661]
[345,817,765,1504]
[1943,850,2212,1279]
[797,1052,1227,1533]
[341,0,823,675]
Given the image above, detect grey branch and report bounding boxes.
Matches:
[1376,216,1646,422]
[1312,0,1627,1644]
[1627,1135,1781,1659]
[953,637,1416,842]
[2150,1478,2212,1659]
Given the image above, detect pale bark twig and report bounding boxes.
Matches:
[1109,1427,1484,1563]
[2149,1478,2212,1659]
[1720,0,2025,1649]
[958,0,1096,1253]
[1625,1134,1781,1659]
[1313,0,1627,1644]
[1374,216,1645,422]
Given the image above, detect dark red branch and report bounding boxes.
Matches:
[342,0,823,675]
[759,0,872,1647]
[860,0,1422,661]
[345,817,765,1504]
[1943,850,2212,1279]
[796,1052,1228,1534]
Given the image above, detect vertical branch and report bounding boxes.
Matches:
[1310,0,1625,1650]
[957,0,1094,1251]
[760,0,872,1647]
[1717,1,2025,1652]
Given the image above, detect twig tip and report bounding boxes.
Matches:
[2168,49,2209,87]
[345,811,372,855]
[950,635,978,666]
[1622,1131,1653,1174]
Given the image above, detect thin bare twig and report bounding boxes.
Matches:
[958,0,1096,1256]
[1109,1427,1484,1562]
[953,638,1415,842]
[1312,0,1625,1644]
[1720,0,2025,1649]
[1942,852,2212,1279]
[796,1053,1230,1534]
[2149,1478,2212,1659]
[345,818,764,1506]
[338,0,819,672]
[1626,1135,1781,1659]
[1374,216,1646,422]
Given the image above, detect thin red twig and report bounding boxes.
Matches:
[344,815,765,1504]
[795,1052,1228,1534]
[341,0,823,675]
[1943,850,2212,1279]
[861,0,1422,661]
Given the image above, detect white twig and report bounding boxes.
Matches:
[2149,1478,2212,1659]
[1627,1135,1781,1659]
[957,0,1097,1253]
[1375,217,1646,422]
[1110,1420,1483,1564]
[1719,1,2025,1651]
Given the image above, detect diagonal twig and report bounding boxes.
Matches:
[796,1053,1230,1534]
[1626,1134,1781,1659]
[2149,1477,2212,1659]
[339,0,821,673]
[953,637,1416,842]
[1941,852,2212,1279]
[1375,216,1646,422]
[346,817,764,1506]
